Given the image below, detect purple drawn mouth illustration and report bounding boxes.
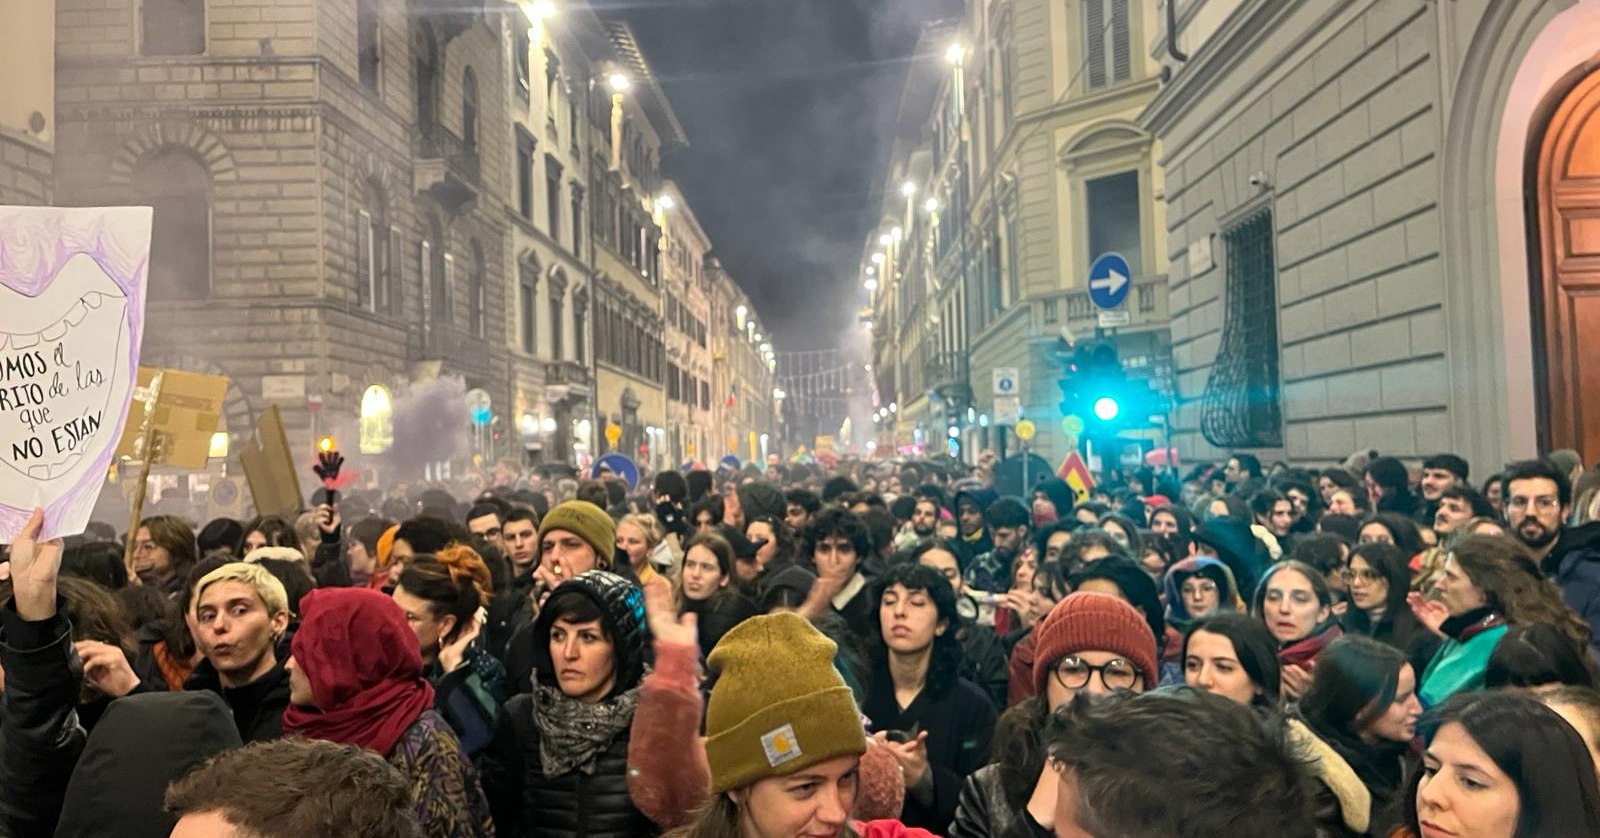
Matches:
[0,206,148,541]
[0,256,131,483]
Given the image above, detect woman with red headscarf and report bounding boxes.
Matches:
[284,587,494,838]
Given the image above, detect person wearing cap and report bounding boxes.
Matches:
[949,593,1158,838]
[660,611,937,838]
[533,500,620,589]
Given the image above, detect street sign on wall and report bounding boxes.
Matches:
[1088,252,1132,310]
[994,396,1021,426]
[992,367,1019,396]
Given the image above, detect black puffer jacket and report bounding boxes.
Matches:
[482,570,656,838]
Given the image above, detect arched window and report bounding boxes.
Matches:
[131,149,211,299]
[469,239,485,337]
[462,67,479,150]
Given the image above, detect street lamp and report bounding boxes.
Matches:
[523,0,556,21]
[923,197,940,214]
[656,194,676,211]
[900,181,917,198]
[890,226,902,241]
[864,278,877,292]
[871,252,885,265]
[608,72,631,93]
[879,233,893,247]
[945,42,966,65]
[735,304,747,318]
[865,266,876,276]
[889,402,898,413]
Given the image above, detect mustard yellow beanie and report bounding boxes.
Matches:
[704,612,866,792]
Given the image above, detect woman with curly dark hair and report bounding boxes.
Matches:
[863,563,997,833]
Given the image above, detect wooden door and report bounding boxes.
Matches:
[1536,67,1600,464]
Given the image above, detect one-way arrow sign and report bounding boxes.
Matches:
[1087,252,1132,309]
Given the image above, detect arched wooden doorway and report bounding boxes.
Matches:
[1533,65,1600,464]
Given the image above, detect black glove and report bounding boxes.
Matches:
[313,450,344,484]
[655,500,689,540]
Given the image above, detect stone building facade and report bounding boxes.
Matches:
[871,0,1171,465]
[52,0,511,465]
[659,180,715,466]
[1144,0,1600,468]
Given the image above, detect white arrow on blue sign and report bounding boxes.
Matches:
[1087,252,1132,310]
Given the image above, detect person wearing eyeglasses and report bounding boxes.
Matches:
[1502,459,1600,660]
[1161,556,1241,633]
[948,593,1157,838]
[1341,543,1440,677]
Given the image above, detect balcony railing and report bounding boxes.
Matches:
[412,321,490,372]
[923,351,972,404]
[414,122,480,214]
[1037,274,1169,331]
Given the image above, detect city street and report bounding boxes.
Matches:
[2,1,1600,837]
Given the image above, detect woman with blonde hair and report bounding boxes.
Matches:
[617,513,669,587]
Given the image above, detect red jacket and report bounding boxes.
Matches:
[856,820,939,838]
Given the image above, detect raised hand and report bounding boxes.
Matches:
[643,574,697,648]
[1281,663,1313,701]
[75,639,141,698]
[438,617,482,675]
[872,730,931,787]
[1407,592,1449,637]
[9,508,63,621]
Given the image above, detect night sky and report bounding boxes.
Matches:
[608,0,963,351]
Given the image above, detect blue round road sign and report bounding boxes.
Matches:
[1087,252,1132,310]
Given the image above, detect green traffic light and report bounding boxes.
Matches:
[1093,397,1120,421]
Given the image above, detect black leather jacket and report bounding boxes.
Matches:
[0,600,83,838]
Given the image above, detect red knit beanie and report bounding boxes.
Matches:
[1031,592,1159,696]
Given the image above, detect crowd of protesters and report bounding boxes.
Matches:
[3,445,1600,838]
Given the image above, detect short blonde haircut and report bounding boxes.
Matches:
[193,562,290,618]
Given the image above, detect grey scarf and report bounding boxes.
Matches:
[531,682,641,776]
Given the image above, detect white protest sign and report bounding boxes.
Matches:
[0,207,150,541]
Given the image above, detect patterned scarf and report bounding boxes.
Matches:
[531,682,641,776]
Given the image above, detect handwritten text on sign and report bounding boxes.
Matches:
[0,254,128,481]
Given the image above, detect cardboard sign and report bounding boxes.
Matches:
[1058,452,1096,504]
[114,367,228,469]
[239,406,303,519]
[0,206,150,541]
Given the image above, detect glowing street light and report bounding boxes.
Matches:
[871,252,885,265]
[656,194,676,211]
[608,72,631,93]
[865,266,876,276]
[864,278,878,292]
[945,43,966,65]
[889,402,898,413]
[900,181,917,198]
[735,304,748,318]
[879,233,893,247]
[523,0,557,21]
[923,197,940,214]
[890,226,902,241]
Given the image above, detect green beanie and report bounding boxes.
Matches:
[538,501,616,569]
[704,612,866,792]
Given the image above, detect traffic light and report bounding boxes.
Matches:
[1057,341,1158,435]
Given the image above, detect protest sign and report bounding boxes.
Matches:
[239,405,303,519]
[0,206,150,542]
[114,366,228,469]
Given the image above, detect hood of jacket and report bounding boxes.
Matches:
[531,570,651,697]
[54,691,242,838]
[953,487,999,519]
[1549,521,1600,574]
[1163,556,1242,623]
